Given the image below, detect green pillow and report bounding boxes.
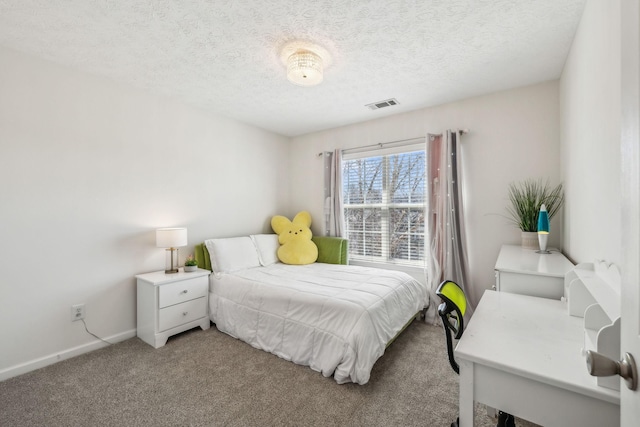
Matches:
[312,236,348,265]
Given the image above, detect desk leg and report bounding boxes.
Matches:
[458,359,475,427]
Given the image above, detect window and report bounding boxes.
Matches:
[342,146,426,265]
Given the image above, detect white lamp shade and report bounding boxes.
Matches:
[156,228,187,248]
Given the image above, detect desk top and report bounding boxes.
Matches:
[455,290,619,404]
[494,244,574,278]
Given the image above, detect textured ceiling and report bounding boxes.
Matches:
[0,0,587,137]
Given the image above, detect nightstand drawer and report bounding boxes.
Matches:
[158,276,208,308]
[158,297,207,331]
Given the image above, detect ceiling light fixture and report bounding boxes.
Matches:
[287,49,323,86]
[280,41,331,88]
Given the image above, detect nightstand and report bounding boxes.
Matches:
[136,268,211,348]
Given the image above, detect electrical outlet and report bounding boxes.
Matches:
[71,304,85,322]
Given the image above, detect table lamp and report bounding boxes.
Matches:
[156,228,187,273]
[537,204,550,254]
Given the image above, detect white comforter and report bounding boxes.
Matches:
[208,263,428,384]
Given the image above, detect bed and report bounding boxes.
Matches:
[195,234,428,385]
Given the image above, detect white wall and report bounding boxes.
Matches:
[6,1,616,377]
[559,0,621,265]
[289,81,561,307]
[0,46,290,379]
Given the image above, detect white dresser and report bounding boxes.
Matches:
[494,244,574,299]
[136,268,211,348]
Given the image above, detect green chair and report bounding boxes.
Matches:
[437,280,515,427]
[436,280,467,375]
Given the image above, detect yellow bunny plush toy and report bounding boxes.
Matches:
[271,211,318,265]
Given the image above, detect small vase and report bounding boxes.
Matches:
[521,231,539,250]
[184,265,198,272]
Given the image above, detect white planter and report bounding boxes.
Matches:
[183,265,198,272]
[521,231,539,250]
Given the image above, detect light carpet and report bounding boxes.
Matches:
[0,320,538,426]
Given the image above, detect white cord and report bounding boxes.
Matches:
[81,319,113,345]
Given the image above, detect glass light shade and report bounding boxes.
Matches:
[537,205,550,233]
[156,228,187,248]
[287,50,323,86]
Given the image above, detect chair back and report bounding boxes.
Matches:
[436,280,468,374]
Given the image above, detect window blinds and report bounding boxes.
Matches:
[342,145,426,265]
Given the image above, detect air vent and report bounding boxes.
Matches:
[365,98,399,111]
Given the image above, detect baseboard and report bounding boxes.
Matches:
[0,329,137,382]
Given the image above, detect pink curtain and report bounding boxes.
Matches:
[425,130,473,322]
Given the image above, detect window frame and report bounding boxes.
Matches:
[342,140,426,267]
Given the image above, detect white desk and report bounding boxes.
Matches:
[494,245,574,299]
[455,291,619,427]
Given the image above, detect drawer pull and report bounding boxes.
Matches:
[181,290,188,294]
[183,311,188,316]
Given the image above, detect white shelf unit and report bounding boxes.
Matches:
[565,261,621,391]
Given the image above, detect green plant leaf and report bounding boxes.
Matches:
[505,179,564,232]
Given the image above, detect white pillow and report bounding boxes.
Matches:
[204,236,261,275]
[250,234,280,266]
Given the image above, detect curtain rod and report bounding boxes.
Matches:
[317,129,469,157]
[342,136,424,155]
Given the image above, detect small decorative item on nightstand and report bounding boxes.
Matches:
[184,254,198,272]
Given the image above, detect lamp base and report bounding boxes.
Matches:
[537,233,550,254]
[165,248,179,274]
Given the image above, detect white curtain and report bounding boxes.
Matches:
[324,149,345,237]
[424,130,473,323]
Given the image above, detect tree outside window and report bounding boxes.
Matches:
[342,150,425,265]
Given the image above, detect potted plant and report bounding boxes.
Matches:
[184,255,198,272]
[506,179,564,249]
